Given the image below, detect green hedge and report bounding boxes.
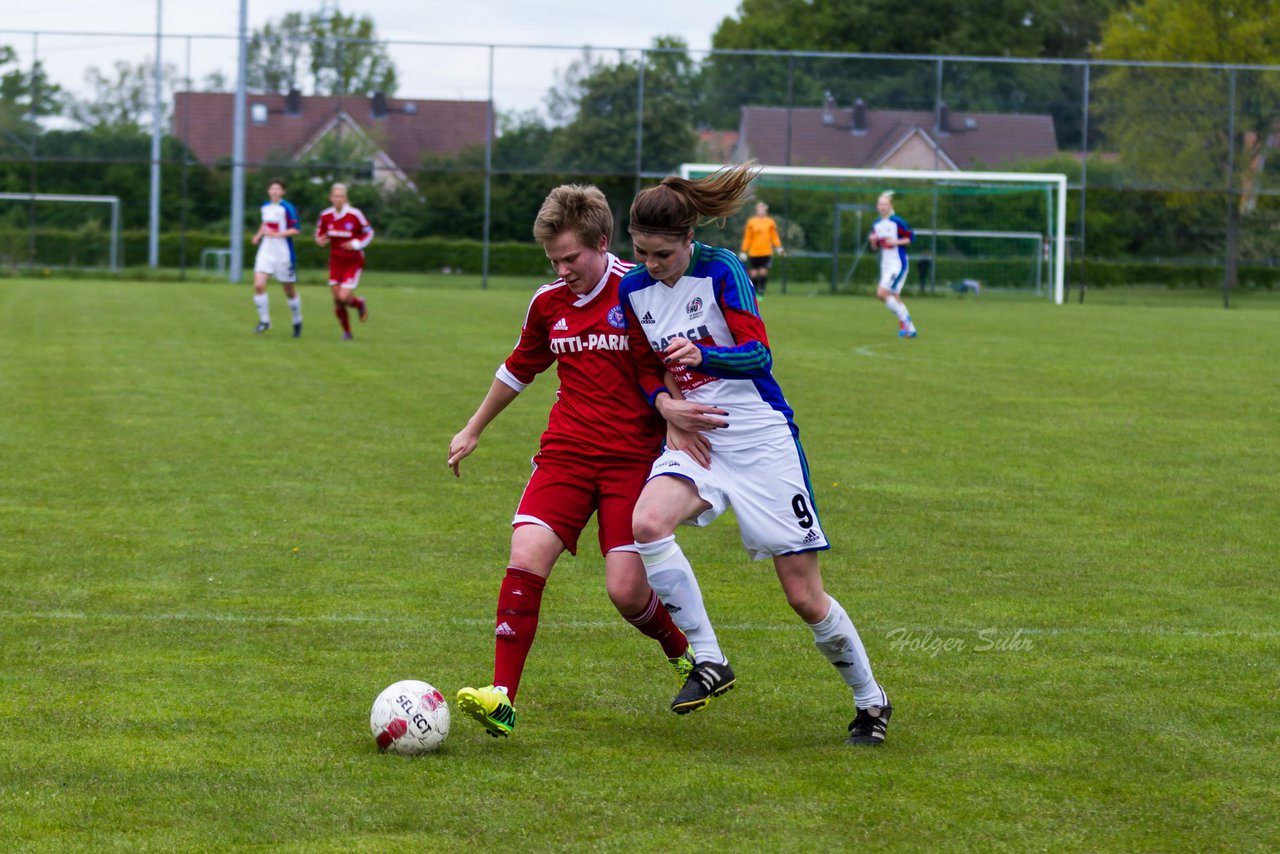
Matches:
[0,230,554,277]
[4,229,1277,290]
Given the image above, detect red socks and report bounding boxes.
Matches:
[624,590,689,659]
[334,302,351,334]
[492,567,546,701]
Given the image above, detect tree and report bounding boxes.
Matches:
[1095,0,1280,293]
[546,38,699,176]
[0,46,63,147]
[69,59,180,131]
[247,10,398,96]
[701,0,1122,144]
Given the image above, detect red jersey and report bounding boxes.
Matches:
[316,205,374,261]
[497,253,663,463]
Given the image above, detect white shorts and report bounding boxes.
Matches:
[878,260,907,294]
[648,432,830,561]
[254,252,296,283]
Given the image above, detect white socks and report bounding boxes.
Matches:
[253,293,270,323]
[809,595,887,709]
[884,296,911,324]
[635,535,725,665]
[287,295,302,324]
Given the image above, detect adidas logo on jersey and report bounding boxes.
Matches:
[495,621,516,638]
[640,311,655,324]
[552,317,569,332]
[802,529,822,545]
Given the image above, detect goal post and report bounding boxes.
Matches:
[678,164,1068,304]
[0,193,123,273]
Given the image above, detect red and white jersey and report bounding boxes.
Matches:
[316,205,373,260]
[497,253,663,463]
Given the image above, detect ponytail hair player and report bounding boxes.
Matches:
[628,161,761,239]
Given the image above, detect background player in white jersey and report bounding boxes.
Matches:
[448,185,706,739]
[620,162,893,745]
[249,178,303,337]
[870,191,918,338]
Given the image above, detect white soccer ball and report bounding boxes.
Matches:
[370,680,451,755]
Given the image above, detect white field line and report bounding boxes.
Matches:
[0,610,1276,639]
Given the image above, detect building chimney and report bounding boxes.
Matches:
[285,88,302,115]
[822,90,837,126]
[852,98,868,135]
[371,91,388,119]
[938,102,951,136]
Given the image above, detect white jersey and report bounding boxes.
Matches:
[256,200,299,265]
[619,242,796,450]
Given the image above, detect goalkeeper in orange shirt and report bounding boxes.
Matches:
[738,201,783,296]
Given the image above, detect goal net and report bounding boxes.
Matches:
[0,193,122,272]
[678,164,1067,303]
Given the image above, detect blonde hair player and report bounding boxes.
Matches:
[618,162,893,746]
[869,191,918,338]
[314,183,374,340]
[449,184,704,739]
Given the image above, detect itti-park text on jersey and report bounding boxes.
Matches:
[548,333,632,355]
[651,325,712,353]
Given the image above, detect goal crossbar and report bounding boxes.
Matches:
[679,164,1068,304]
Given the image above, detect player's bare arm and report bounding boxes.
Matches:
[448,379,521,477]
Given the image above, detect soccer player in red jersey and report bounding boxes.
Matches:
[449,185,705,738]
[314,183,373,340]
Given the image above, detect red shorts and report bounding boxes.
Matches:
[328,254,364,287]
[513,452,650,556]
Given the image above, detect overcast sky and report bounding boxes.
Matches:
[2,1,745,113]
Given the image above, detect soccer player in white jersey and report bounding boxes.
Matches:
[870,191,918,338]
[249,178,303,337]
[619,162,893,745]
[448,185,705,739]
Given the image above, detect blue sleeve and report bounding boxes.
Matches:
[693,249,773,379]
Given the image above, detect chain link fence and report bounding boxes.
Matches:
[2,30,1278,300]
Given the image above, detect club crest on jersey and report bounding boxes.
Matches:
[606,305,626,329]
[552,317,569,332]
[686,297,704,318]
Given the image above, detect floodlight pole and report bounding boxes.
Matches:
[228,0,248,283]
[148,0,163,269]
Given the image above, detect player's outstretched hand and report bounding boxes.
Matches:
[447,429,479,478]
[316,235,329,247]
[667,424,712,469]
[738,251,748,263]
[776,246,785,256]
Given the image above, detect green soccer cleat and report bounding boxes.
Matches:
[667,649,695,684]
[456,685,516,738]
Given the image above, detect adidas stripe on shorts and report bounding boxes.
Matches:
[647,431,830,561]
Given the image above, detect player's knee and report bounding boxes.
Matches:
[632,507,674,545]
[606,571,649,614]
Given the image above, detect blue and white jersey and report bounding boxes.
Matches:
[257,199,299,265]
[872,214,912,272]
[619,242,797,450]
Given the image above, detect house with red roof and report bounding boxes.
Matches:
[172,90,491,191]
[734,92,1058,170]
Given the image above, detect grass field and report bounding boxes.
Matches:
[1,275,1277,851]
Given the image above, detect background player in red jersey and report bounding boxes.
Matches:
[448,184,713,739]
[314,183,373,340]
